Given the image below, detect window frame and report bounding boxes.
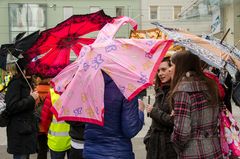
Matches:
[149,6,158,20]
[115,6,125,17]
[8,3,47,42]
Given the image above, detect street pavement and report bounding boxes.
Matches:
[0,98,240,159]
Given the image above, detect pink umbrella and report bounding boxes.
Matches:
[51,16,173,126]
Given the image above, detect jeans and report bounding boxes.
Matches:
[50,149,70,159]
[13,154,29,159]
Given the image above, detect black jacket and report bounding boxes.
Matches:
[67,121,85,141]
[144,85,177,159]
[5,76,38,154]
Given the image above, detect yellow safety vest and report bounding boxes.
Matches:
[47,88,71,152]
[4,75,10,86]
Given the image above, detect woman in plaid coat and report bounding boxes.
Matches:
[169,51,223,159]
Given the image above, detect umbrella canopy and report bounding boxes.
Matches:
[152,22,239,78]
[203,35,240,69]
[50,16,173,126]
[130,28,184,52]
[26,10,114,78]
[0,31,40,70]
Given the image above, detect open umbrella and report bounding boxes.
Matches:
[50,16,173,126]
[152,22,239,78]
[130,28,184,52]
[26,10,114,78]
[0,31,40,70]
[203,34,240,68]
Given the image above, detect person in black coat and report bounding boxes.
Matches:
[66,121,85,159]
[144,57,177,159]
[5,59,39,159]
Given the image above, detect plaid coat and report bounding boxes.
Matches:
[171,76,222,159]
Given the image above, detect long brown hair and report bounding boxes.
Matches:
[169,51,219,106]
[154,56,171,91]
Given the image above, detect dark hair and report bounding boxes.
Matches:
[169,51,219,106]
[154,56,171,91]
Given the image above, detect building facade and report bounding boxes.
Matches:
[0,0,141,44]
[178,0,240,49]
[141,0,240,49]
[220,0,240,48]
[141,0,212,35]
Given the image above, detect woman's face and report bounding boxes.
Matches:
[157,61,172,84]
[169,62,176,80]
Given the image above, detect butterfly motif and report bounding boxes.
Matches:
[105,44,117,53]
[73,107,83,116]
[92,54,104,70]
[137,73,148,84]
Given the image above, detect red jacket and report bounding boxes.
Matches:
[39,92,52,133]
[204,71,225,99]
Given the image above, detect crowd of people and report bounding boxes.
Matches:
[2,50,238,159]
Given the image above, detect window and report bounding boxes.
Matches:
[89,6,101,13]
[9,3,47,42]
[150,6,158,20]
[116,6,124,16]
[63,6,73,20]
[173,6,182,19]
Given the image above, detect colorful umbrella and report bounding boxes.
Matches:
[0,31,40,70]
[26,10,114,78]
[130,28,165,39]
[51,16,173,126]
[152,22,240,78]
[203,35,240,69]
[130,28,184,52]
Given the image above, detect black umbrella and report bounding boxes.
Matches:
[0,31,40,91]
[0,30,40,70]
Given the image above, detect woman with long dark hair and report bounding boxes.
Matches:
[144,56,177,159]
[169,51,222,158]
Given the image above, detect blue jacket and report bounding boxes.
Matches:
[83,72,144,159]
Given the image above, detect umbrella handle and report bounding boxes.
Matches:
[6,49,33,92]
[147,96,150,117]
[14,61,33,92]
[220,28,230,44]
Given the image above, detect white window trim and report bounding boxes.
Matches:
[173,6,182,20]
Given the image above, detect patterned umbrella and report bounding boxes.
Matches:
[50,17,173,126]
[130,28,184,52]
[26,10,114,77]
[152,22,240,78]
[203,35,240,69]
